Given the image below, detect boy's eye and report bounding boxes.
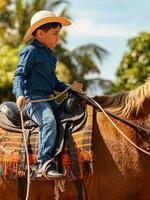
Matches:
[53,31,60,36]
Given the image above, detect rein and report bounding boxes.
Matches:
[75,91,150,134]
[28,86,71,103]
[85,96,150,156]
[50,90,150,155]
[102,110,150,134]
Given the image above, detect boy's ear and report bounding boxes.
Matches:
[36,29,44,37]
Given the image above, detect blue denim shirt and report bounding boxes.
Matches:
[13,39,67,100]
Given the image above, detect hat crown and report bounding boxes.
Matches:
[30,10,56,26]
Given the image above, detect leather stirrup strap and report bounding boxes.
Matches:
[66,125,86,200]
[74,179,86,200]
[17,177,27,200]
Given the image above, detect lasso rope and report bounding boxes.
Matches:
[87,97,150,156]
[20,110,30,200]
[18,86,72,200]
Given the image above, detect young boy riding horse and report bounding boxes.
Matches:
[13,10,82,179]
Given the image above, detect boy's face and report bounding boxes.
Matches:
[36,26,61,48]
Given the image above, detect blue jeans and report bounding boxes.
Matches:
[24,101,57,166]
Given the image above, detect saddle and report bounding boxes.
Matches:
[0,91,93,180]
[0,93,86,133]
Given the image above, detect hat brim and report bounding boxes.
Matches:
[23,16,71,43]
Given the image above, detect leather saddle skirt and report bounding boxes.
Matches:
[0,101,87,133]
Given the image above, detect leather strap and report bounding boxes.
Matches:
[66,125,86,200]
[17,177,27,200]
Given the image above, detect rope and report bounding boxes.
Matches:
[16,86,80,199]
[105,110,150,133]
[20,110,30,200]
[29,86,71,103]
[87,97,150,156]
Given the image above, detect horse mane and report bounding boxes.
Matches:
[94,80,150,117]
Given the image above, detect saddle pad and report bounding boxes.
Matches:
[72,104,93,161]
[0,129,38,176]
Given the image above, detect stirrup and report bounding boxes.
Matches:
[38,159,64,180]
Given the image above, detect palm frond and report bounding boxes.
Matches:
[70,44,108,73]
[31,0,46,11]
[59,6,71,18]
[16,0,24,18]
[47,0,70,10]
[73,44,108,62]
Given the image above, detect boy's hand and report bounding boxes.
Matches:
[71,81,84,92]
[16,96,25,111]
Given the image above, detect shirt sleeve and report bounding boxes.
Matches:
[54,75,68,92]
[12,47,35,99]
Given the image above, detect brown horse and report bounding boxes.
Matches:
[1,81,150,200]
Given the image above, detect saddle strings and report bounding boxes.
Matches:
[20,110,30,200]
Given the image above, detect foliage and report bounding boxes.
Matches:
[110,32,150,93]
[0,45,21,102]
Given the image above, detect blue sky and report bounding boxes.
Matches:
[65,0,150,82]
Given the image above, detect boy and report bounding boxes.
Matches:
[13,10,82,178]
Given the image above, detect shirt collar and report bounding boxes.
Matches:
[31,39,52,53]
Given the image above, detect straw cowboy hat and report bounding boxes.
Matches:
[23,10,71,43]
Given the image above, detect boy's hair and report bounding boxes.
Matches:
[32,22,62,36]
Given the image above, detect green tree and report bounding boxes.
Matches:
[0,0,108,102]
[110,32,150,93]
[0,45,20,102]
